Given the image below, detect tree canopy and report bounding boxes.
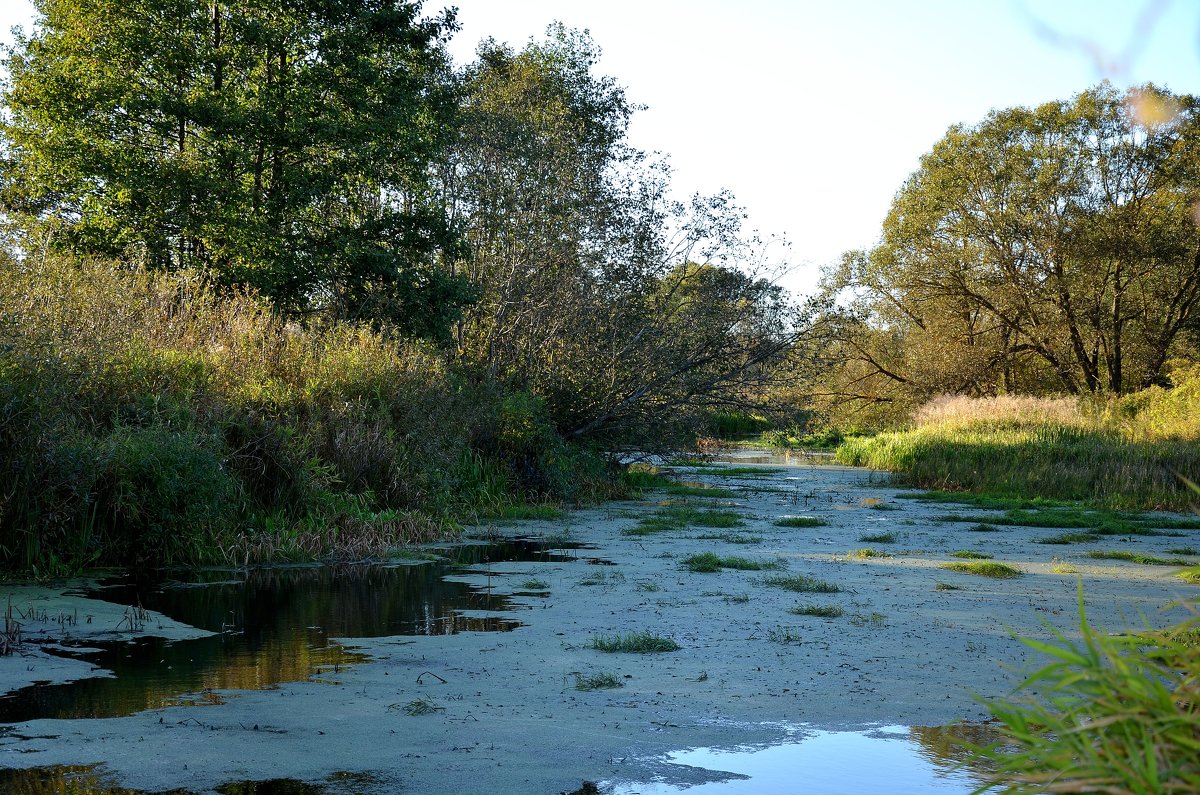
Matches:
[2,0,474,338]
[816,83,1200,422]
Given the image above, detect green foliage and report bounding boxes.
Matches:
[950,550,993,560]
[858,531,897,543]
[822,85,1200,410]
[588,632,680,653]
[2,0,473,337]
[704,411,772,438]
[96,425,238,564]
[974,592,1200,794]
[762,425,848,449]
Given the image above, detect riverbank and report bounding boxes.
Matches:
[2,459,1197,793]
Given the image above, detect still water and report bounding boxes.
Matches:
[608,724,990,794]
[0,538,579,723]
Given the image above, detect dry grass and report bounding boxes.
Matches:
[913,394,1090,431]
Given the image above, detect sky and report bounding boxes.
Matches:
[3,0,1198,296]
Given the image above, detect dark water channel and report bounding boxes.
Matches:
[0,537,583,724]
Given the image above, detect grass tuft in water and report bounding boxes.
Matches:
[789,603,843,618]
[950,550,993,559]
[574,672,624,691]
[625,505,744,536]
[774,516,827,528]
[682,551,782,572]
[934,581,962,591]
[399,697,445,716]
[849,547,890,559]
[762,574,840,593]
[849,611,887,627]
[767,626,804,644]
[859,531,896,543]
[968,523,1000,533]
[940,561,1021,578]
[589,632,680,653]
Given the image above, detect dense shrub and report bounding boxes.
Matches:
[0,257,617,572]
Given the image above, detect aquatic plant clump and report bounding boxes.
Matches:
[588,632,680,653]
[682,552,782,572]
[762,574,841,593]
[774,516,827,528]
[574,672,624,691]
[939,561,1021,578]
[789,603,843,618]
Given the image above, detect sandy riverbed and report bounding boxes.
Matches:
[1,461,1197,793]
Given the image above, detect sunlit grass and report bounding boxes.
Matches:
[939,561,1021,578]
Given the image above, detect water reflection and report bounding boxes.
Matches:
[608,725,987,794]
[0,765,382,794]
[0,539,578,723]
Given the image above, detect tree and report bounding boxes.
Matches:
[440,27,809,446]
[1,0,474,339]
[822,83,1200,411]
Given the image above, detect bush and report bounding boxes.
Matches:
[95,426,239,564]
[0,257,624,572]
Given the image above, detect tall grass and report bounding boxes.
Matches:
[836,390,1200,510]
[974,589,1200,794]
[0,257,620,572]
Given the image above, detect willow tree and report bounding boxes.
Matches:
[2,0,473,338]
[824,83,1200,410]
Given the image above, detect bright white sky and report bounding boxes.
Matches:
[3,0,1198,296]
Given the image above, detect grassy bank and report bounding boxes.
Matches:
[0,258,624,575]
[834,391,1200,510]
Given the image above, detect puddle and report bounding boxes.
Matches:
[608,724,991,794]
[0,765,385,794]
[0,538,578,723]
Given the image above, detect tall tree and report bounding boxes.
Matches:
[441,26,807,445]
[821,83,1200,412]
[1,0,474,338]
